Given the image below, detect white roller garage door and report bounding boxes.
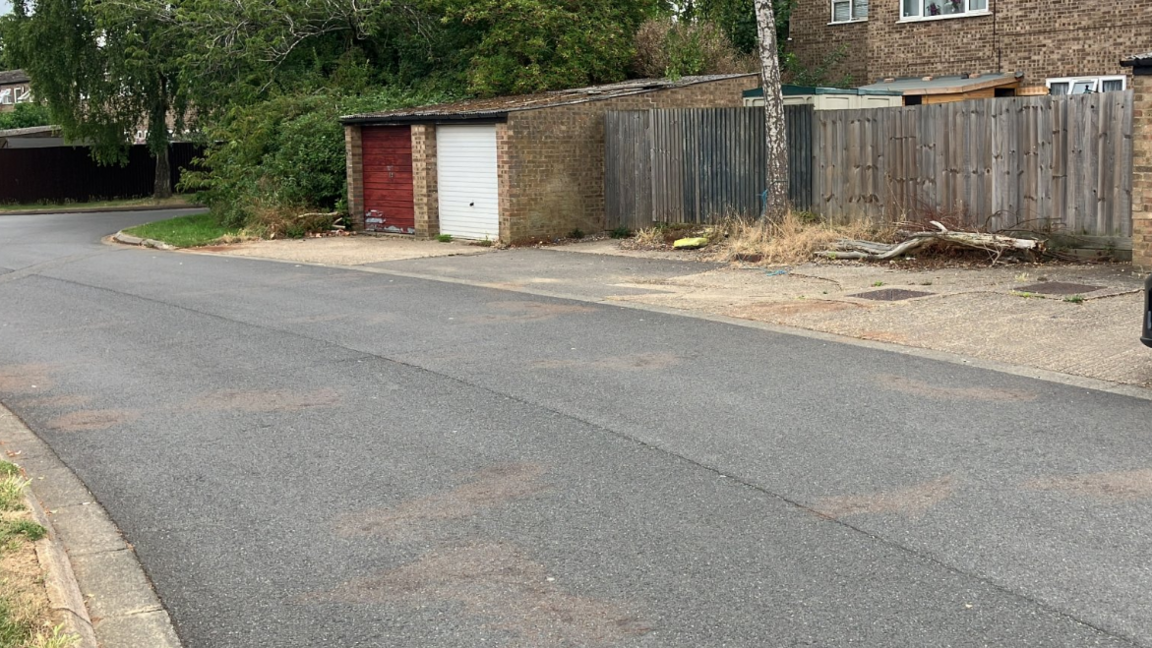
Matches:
[437,124,499,240]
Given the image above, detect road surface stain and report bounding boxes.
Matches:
[335,463,546,538]
[314,542,650,648]
[0,364,55,394]
[874,374,1037,402]
[46,409,138,432]
[9,394,92,409]
[1025,469,1152,501]
[532,353,680,372]
[189,388,341,413]
[466,301,597,324]
[813,475,956,519]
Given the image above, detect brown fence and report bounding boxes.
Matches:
[0,143,201,204]
[813,92,1133,235]
[606,106,814,229]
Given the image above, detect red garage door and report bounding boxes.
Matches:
[362,126,415,234]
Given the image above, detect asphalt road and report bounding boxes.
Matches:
[2,211,1152,647]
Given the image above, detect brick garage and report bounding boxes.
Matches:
[790,1,1152,90]
[341,74,753,243]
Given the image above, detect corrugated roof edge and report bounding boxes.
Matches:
[340,73,759,125]
[1121,53,1152,68]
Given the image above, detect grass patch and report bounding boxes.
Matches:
[713,211,895,266]
[0,195,193,214]
[436,234,453,243]
[1064,295,1085,304]
[122,212,239,248]
[0,463,18,478]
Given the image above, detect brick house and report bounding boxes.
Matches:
[789,0,1152,96]
[0,70,32,113]
[340,74,754,243]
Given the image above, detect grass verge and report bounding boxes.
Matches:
[122,212,241,248]
[0,195,193,214]
[0,460,77,648]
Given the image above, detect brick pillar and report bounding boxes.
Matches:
[496,121,514,243]
[344,124,365,231]
[411,124,439,238]
[1125,56,1152,270]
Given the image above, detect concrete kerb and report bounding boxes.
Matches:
[112,230,177,251]
[0,407,183,648]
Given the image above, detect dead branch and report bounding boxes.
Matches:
[818,221,1041,261]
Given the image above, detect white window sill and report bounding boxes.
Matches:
[828,18,868,26]
[898,10,990,23]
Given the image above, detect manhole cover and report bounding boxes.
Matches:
[1015,282,1102,295]
[849,289,934,301]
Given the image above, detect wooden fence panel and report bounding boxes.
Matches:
[811,93,1132,236]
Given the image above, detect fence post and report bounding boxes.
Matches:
[1124,55,1152,270]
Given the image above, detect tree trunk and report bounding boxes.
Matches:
[153,143,172,199]
[754,0,789,223]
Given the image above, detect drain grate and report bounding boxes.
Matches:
[849,289,934,301]
[1015,282,1102,295]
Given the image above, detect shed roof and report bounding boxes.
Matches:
[742,85,901,99]
[341,74,757,125]
[858,72,1022,96]
[0,69,30,85]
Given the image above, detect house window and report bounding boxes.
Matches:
[1047,76,1126,95]
[0,89,11,105]
[832,0,868,23]
[14,87,31,104]
[902,0,987,19]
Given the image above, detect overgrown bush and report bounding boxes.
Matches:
[181,87,455,231]
[631,18,755,79]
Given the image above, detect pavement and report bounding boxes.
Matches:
[3,212,1152,647]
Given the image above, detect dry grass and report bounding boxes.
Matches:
[0,462,77,648]
[247,206,338,240]
[710,212,897,265]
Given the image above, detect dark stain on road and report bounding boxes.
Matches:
[531,352,680,372]
[0,363,56,393]
[46,409,139,432]
[314,542,651,648]
[335,463,547,539]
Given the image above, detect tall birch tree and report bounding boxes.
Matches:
[754,0,788,221]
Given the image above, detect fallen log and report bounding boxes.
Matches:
[817,221,1041,261]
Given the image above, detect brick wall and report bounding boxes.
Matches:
[1132,70,1152,270]
[500,75,754,243]
[790,0,1152,87]
[344,124,364,230]
[411,124,438,237]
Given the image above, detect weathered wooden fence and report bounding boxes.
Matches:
[814,92,1133,236]
[606,105,813,229]
[606,93,1133,237]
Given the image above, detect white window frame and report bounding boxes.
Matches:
[13,87,31,104]
[1046,76,1126,95]
[830,0,868,24]
[0,89,11,105]
[900,0,989,22]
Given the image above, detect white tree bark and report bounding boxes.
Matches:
[754,0,789,222]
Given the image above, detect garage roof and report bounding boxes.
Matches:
[0,69,30,85]
[341,73,758,125]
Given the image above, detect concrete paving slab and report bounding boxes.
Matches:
[189,236,492,266]
[71,549,164,619]
[50,503,127,557]
[94,610,182,648]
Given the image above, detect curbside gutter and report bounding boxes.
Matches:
[0,406,183,648]
[112,230,177,251]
